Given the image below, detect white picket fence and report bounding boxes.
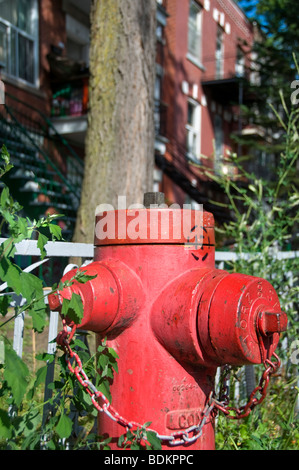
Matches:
[0,237,298,416]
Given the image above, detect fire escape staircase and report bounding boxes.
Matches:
[0,93,84,240]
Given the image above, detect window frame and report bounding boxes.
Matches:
[215,26,224,79]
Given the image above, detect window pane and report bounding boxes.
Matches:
[0,0,36,36]
[214,115,223,159]
[215,27,223,78]
[236,47,245,77]
[0,23,8,69]
[0,0,18,26]
[188,0,201,61]
[10,28,17,76]
[187,130,197,155]
[17,0,36,36]
[186,100,200,160]
[187,102,194,126]
[0,0,38,84]
[18,33,34,83]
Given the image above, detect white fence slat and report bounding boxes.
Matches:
[0,238,94,258]
[13,312,25,358]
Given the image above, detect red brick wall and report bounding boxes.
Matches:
[162,0,253,176]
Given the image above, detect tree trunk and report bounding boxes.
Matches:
[73,0,157,244]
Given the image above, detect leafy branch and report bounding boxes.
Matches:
[0,146,107,449]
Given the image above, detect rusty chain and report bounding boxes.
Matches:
[213,353,280,419]
[56,318,281,447]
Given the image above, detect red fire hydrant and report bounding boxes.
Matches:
[49,193,287,450]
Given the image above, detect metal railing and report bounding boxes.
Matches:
[1,92,84,210]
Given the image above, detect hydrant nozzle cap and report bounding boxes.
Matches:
[202,273,286,365]
[258,311,288,336]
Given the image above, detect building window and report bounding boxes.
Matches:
[236,47,245,78]
[188,0,202,65]
[154,72,162,135]
[66,14,90,67]
[214,114,223,172]
[186,98,201,162]
[215,26,224,79]
[0,0,39,86]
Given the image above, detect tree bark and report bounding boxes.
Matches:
[73,0,156,244]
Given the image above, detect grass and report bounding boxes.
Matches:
[215,370,299,450]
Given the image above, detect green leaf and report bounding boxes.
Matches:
[118,433,125,447]
[28,298,47,332]
[0,145,13,177]
[61,293,84,325]
[49,223,62,241]
[0,238,16,259]
[35,352,55,363]
[98,353,109,370]
[74,270,97,284]
[33,365,48,389]
[73,338,89,351]
[4,343,29,406]
[3,262,23,295]
[20,272,47,332]
[130,442,142,450]
[55,413,73,439]
[0,409,13,439]
[97,380,111,403]
[107,347,119,359]
[0,294,11,316]
[18,408,41,439]
[146,430,162,450]
[21,271,44,302]
[21,430,41,450]
[37,232,48,259]
[0,186,10,208]
[0,338,4,364]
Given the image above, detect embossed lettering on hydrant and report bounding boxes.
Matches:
[166,408,203,430]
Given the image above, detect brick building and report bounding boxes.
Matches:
[0,0,255,238]
[0,0,90,239]
[155,0,255,220]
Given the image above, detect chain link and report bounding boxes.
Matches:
[56,319,280,446]
[213,354,280,419]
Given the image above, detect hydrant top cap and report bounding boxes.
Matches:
[94,207,215,246]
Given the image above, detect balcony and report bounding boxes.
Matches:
[201,69,253,106]
[50,75,89,145]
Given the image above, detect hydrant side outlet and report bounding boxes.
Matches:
[202,273,286,365]
[48,261,144,334]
